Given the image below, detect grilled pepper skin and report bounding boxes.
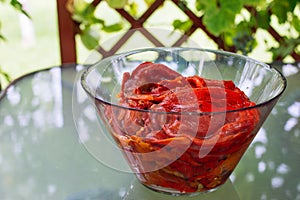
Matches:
[103,62,260,194]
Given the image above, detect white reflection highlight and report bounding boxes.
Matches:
[14,142,23,154]
[118,187,127,198]
[50,68,63,128]
[31,69,64,128]
[4,115,14,126]
[277,163,290,174]
[32,74,53,102]
[287,101,300,118]
[33,109,45,128]
[253,128,268,144]
[83,105,97,122]
[260,193,267,200]
[271,176,284,188]
[297,183,300,192]
[18,113,30,127]
[295,129,300,137]
[246,173,255,182]
[76,79,88,104]
[76,64,85,71]
[282,64,299,77]
[78,118,90,143]
[47,184,57,195]
[230,174,236,182]
[268,161,275,170]
[255,145,266,159]
[258,161,266,173]
[284,118,298,131]
[7,86,21,105]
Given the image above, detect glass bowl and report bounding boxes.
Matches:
[81,47,286,195]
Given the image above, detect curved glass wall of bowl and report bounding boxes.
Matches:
[79,48,287,195]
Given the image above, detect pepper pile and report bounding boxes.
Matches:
[104,62,260,193]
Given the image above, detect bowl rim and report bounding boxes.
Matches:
[81,47,287,115]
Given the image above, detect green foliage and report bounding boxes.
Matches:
[271,0,298,24]
[256,10,271,29]
[270,37,300,60]
[292,14,300,32]
[0,67,10,91]
[0,0,29,40]
[106,0,128,9]
[10,0,30,18]
[172,19,193,32]
[71,0,123,50]
[199,0,244,36]
[71,0,300,61]
[0,0,28,89]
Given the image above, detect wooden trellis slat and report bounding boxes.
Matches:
[57,0,300,64]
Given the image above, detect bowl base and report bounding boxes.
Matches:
[141,182,225,196]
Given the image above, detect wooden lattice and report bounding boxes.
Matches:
[57,0,300,64]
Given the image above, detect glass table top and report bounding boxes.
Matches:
[0,63,299,200]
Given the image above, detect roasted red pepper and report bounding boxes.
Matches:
[105,62,260,194]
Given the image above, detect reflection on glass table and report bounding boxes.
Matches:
[0,63,299,200]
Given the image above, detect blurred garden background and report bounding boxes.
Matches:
[0,0,299,89]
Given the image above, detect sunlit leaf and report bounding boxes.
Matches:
[144,0,155,7]
[172,19,193,32]
[102,23,123,33]
[106,0,128,9]
[127,2,138,17]
[72,0,89,13]
[223,32,234,46]
[72,2,104,28]
[292,14,300,32]
[80,27,100,50]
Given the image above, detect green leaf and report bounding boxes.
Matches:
[106,0,128,9]
[0,67,11,82]
[0,34,5,41]
[72,2,104,28]
[241,0,265,6]
[127,2,138,17]
[195,0,210,10]
[0,21,5,41]
[72,0,89,13]
[10,0,30,18]
[256,10,270,29]
[102,23,123,33]
[143,0,155,7]
[172,19,193,32]
[271,0,297,24]
[80,27,100,50]
[224,21,256,55]
[195,0,204,11]
[292,14,300,32]
[203,0,243,36]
